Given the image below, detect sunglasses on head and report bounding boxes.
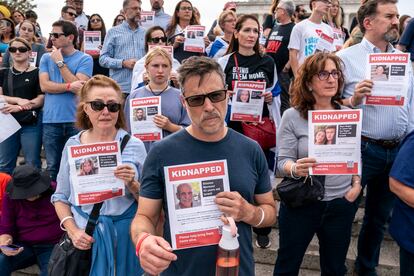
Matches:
[49,32,66,39]
[88,101,121,112]
[184,89,227,107]
[90,18,102,23]
[9,46,29,53]
[66,11,77,17]
[148,36,167,43]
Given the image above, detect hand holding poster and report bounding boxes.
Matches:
[129,96,163,141]
[364,53,410,106]
[164,160,230,250]
[68,141,124,205]
[140,11,155,29]
[230,81,265,122]
[184,25,206,53]
[308,109,362,175]
[83,31,101,55]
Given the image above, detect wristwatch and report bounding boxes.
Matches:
[56,60,65,68]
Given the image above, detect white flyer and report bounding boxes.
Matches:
[68,141,124,206]
[29,52,37,67]
[0,98,21,143]
[140,11,155,29]
[164,160,230,250]
[315,32,334,53]
[308,109,362,175]
[230,81,265,123]
[184,25,206,53]
[148,45,174,60]
[83,31,101,56]
[364,53,410,106]
[129,96,162,141]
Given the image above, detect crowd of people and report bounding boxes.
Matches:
[0,0,413,275]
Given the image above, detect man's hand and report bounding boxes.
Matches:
[215,191,253,222]
[50,46,64,63]
[122,59,137,69]
[153,114,171,130]
[69,80,86,94]
[352,80,373,106]
[139,235,177,275]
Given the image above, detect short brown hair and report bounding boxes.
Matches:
[357,0,398,33]
[76,75,126,130]
[291,52,344,119]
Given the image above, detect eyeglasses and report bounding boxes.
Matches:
[20,27,34,33]
[148,36,167,43]
[180,6,193,11]
[184,89,227,107]
[316,70,341,81]
[90,18,102,23]
[49,32,66,39]
[9,46,29,53]
[66,11,77,17]
[87,101,121,112]
[224,18,236,23]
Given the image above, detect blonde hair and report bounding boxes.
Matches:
[326,0,343,28]
[214,10,237,36]
[9,37,31,50]
[145,46,172,67]
[76,75,126,130]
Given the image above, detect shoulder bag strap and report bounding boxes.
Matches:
[7,68,14,97]
[233,53,241,81]
[83,134,131,236]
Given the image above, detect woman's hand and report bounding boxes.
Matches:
[143,72,149,84]
[203,36,210,48]
[153,114,171,130]
[1,104,22,114]
[173,35,184,49]
[292,158,317,177]
[345,175,362,202]
[16,98,31,106]
[170,71,179,88]
[114,164,136,185]
[68,227,94,250]
[0,239,24,256]
[262,91,273,104]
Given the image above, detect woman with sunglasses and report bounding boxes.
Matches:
[0,37,44,175]
[80,14,109,76]
[166,0,208,63]
[130,26,181,92]
[126,47,190,152]
[0,18,15,55]
[274,53,361,275]
[52,75,146,275]
[206,10,236,60]
[112,14,125,27]
[2,20,46,68]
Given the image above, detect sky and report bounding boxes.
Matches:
[34,0,413,35]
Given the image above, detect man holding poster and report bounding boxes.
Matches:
[131,56,276,276]
[337,1,414,274]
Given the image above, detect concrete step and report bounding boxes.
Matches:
[253,228,399,275]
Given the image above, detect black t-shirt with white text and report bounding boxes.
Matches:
[265,22,295,74]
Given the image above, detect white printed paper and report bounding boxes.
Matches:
[164,160,230,250]
[148,45,174,60]
[230,81,265,122]
[83,31,101,55]
[308,109,362,175]
[129,96,163,141]
[68,141,124,206]
[184,25,206,53]
[315,32,334,53]
[140,11,155,29]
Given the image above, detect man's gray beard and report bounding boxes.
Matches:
[384,29,398,43]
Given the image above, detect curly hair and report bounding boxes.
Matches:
[290,52,344,119]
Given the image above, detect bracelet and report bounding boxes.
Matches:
[135,233,151,257]
[59,216,74,231]
[349,96,355,108]
[290,163,301,180]
[254,207,265,227]
[66,82,71,91]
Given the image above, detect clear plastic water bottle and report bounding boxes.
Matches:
[215,224,239,276]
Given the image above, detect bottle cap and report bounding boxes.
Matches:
[220,224,239,250]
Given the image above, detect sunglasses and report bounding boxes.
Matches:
[88,101,121,112]
[66,11,77,17]
[9,46,29,53]
[90,18,102,23]
[316,70,341,81]
[49,32,66,39]
[148,36,167,43]
[184,89,227,107]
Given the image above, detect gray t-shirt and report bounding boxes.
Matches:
[277,107,352,201]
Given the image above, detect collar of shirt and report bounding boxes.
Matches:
[154,8,165,16]
[121,20,142,32]
[360,37,396,54]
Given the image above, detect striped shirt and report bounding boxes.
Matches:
[99,21,146,93]
[337,38,414,140]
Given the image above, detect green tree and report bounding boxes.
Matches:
[0,0,37,13]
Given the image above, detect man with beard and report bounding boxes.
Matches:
[100,0,146,94]
[151,0,171,31]
[337,0,414,274]
[294,4,308,23]
[130,57,276,276]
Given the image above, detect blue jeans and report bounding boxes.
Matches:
[400,246,414,276]
[355,141,397,275]
[0,243,55,276]
[274,198,357,276]
[0,113,42,174]
[43,123,78,180]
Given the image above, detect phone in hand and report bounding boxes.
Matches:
[0,244,22,251]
